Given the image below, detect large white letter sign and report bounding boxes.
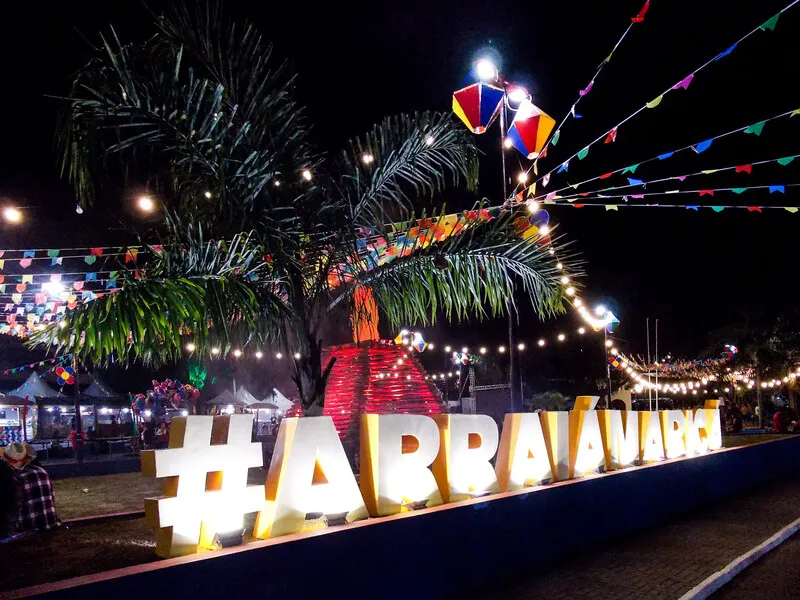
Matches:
[432,414,500,503]
[142,415,265,558]
[638,411,666,463]
[598,410,639,470]
[253,417,368,539]
[660,410,687,459]
[495,413,553,491]
[359,414,443,516]
[684,409,706,454]
[569,410,605,479]
[540,411,570,481]
[702,406,723,450]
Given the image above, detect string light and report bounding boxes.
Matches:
[578,327,585,334]
[137,196,154,212]
[362,153,374,164]
[498,345,506,353]
[185,343,196,352]
[557,334,565,342]
[294,352,301,360]
[204,191,212,199]
[503,138,513,149]
[517,172,529,184]
[518,343,526,351]
[302,169,312,181]
[538,339,546,347]
[255,351,263,359]
[276,352,283,359]
[3,207,22,223]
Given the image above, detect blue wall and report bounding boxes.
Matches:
[18,436,800,600]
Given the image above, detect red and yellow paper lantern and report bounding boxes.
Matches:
[507,99,556,159]
[452,82,505,134]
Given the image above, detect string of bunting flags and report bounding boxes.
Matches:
[1,354,73,376]
[528,0,651,176]
[530,108,800,200]
[515,0,797,198]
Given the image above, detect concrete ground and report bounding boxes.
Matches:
[464,473,800,600]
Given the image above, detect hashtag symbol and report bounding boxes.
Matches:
[142,414,264,558]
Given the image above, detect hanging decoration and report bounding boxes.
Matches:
[516,0,800,198]
[506,99,556,159]
[55,366,75,386]
[452,81,505,134]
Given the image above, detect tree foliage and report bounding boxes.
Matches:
[31,2,578,413]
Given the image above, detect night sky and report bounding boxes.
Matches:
[1,0,799,392]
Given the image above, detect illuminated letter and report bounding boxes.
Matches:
[685,409,707,454]
[569,410,605,478]
[496,413,553,491]
[432,414,499,503]
[598,410,639,470]
[359,414,442,516]
[660,410,687,459]
[142,415,265,557]
[541,411,570,481]
[253,416,368,539]
[701,407,722,450]
[638,411,666,463]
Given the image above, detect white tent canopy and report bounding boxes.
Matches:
[7,372,66,400]
[82,376,121,400]
[234,386,259,406]
[267,388,293,412]
[205,389,248,407]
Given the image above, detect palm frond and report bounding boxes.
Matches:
[28,221,291,366]
[331,204,581,327]
[331,112,480,228]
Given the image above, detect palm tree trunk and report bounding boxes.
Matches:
[293,332,336,417]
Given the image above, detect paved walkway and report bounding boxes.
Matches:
[465,473,800,600]
[711,532,800,599]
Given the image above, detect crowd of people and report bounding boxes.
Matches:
[0,442,61,539]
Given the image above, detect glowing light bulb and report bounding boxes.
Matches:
[425,135,435,146]
[3,207,22,223]
[233,349,242,358]
[255,351,263,359]
[274,180,281,187]
[137,196,154,212]
[362,153,374,164]
[518,343,526,351]
[43,282,64,295]
[185,343,196,352]
[462,347,468,353]
[445,345,452,353]
[517,172,529,184]
[58,321,67,329]
[211,347,220,355]
[302,169,312,181]
[507,87,529,104]
[503,137,513,149]
[428,343,434,350]
[498,345,506,353]
[276,352,283,359]
[527,200,540,213]
[557,334,565,342]
[595,305,607,317]
[204,191,212,199]
[565,287,575,296]
[538,339,546,347]
[294,352,301,360]
[605,340,613,347]
[548,248,555,255]
[560,276,570,285]
[556,262,563,269]
[540,225,550,236]
[578,327,586,334]
[479,347,487,354]
[475,58,498,82]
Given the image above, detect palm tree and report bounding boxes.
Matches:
[31,3,577,415]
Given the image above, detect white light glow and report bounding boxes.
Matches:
[507,87,529,104]
[138,196,155,212]
[185,343,196,352]
[3,207,22,223]
[255,351,263,359]
[517,172,529,184]
[475,59,498,82]
[302,169,312,181]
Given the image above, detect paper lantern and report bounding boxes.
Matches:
[452,82,505,134]
[507,99,556,159]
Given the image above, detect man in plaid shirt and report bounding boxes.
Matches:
[1,442,61,533]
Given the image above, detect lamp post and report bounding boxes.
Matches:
[595,305,615,408]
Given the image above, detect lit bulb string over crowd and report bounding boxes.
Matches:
[609,343,800,396]
[509,0,798,202]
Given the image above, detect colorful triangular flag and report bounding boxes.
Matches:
[760,12,781,32]
[744,121,766,136]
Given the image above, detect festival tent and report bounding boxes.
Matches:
[7,372,66,400]
[234,386,259,406]
[267,388,293,412]
[205,389,248,408]
[81,376,122,402]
